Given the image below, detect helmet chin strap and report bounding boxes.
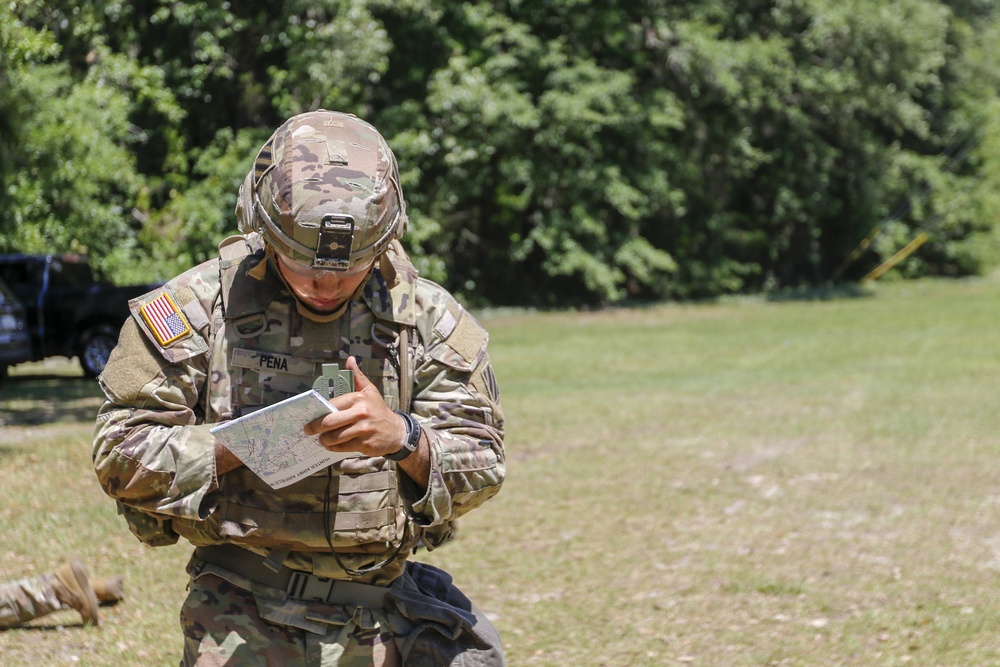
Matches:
[269,252,376,323]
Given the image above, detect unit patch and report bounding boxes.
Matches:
[139,291,192,346]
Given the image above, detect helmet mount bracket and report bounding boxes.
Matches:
[313,215,355,270]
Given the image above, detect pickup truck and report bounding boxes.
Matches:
[0,254,160,378]
[0,276,32,380]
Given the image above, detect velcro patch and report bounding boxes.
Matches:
[447,310,488,365]
[139,291,192,347]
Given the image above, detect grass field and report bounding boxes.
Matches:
[1,275,998,666]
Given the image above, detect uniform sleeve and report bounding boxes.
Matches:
[403,282,506,534]
[93,297,218,521]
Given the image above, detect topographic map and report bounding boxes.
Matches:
[211,389,357,489]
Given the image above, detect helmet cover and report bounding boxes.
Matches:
[237,110,407,271]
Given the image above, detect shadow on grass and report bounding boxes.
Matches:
[0,621,92,632]
[0,374,105,426]
[763,282,871,302]
[582,282,874,312]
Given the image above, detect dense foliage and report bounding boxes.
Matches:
[2,1,999,305]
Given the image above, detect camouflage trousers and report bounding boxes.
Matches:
[0,574,62,628]
[181,557,504,666]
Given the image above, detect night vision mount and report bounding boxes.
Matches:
[312,214,355,271]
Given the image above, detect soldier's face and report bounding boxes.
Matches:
[276,254,372,313]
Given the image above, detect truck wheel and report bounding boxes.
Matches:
[79,325,119,378]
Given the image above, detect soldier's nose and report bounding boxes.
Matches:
[313,273,342,288]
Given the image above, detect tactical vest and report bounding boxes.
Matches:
[124,236,426,571]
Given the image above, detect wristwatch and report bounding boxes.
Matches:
[386,410,421,461]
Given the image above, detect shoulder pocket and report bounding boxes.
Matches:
[129,288,209,363]
[428,309,487,372]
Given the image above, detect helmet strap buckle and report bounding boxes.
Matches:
[313,215,354,270]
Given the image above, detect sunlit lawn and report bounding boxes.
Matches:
[1,275,998,666]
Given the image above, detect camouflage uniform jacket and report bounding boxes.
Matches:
[93,234,505,585]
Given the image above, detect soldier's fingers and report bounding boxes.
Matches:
[316,423,377,456]
[317,429,350,450]
[304,410,349,436]
[346,356,377,392]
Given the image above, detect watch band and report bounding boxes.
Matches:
[386,410,421,461]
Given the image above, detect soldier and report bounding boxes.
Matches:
[93,110,506,665]
[0,558,125,628]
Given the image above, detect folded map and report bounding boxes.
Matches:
[210,389,358,489]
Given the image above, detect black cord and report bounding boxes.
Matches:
[324,466,409,577]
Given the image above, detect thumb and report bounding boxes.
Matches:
[345,356,376,393]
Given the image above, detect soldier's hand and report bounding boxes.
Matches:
[304,356,430,489]
[304,356,406,458]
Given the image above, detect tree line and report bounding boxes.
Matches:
[2,0,999,306]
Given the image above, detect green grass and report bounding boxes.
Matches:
[2,276,999,665]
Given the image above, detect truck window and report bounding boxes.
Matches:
[0,262,36,289]
[49,260,94,288]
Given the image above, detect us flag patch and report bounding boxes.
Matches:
[139,292,191,346]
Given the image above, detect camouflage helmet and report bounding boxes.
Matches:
[235,110,407,271]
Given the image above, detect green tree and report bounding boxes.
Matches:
[0,3,142,275]
[5,0,1000,304]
